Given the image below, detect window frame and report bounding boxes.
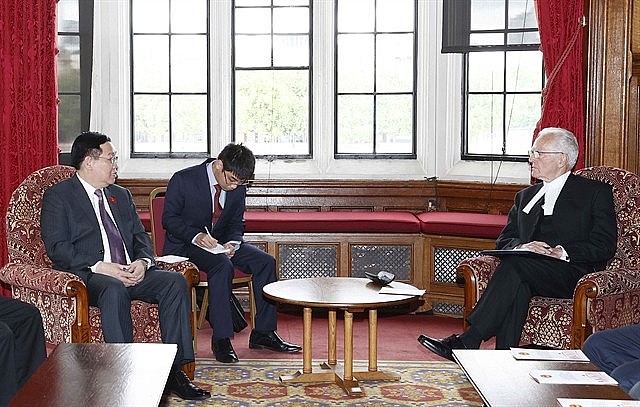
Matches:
[333,0,418,160]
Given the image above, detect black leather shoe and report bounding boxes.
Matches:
[165,368,210,401]
[249,330,302,353]
[417,334,466,362]
[212,337,239,363]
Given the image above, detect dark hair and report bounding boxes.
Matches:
[217,143,255,181]
[70,131,111,170]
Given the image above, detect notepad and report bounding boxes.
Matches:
[154,255,189,264]
[530,370,617,385]
[510,347,590,362]
[379,285,426,296]
[557,398,640,407]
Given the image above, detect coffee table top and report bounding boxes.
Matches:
[453,349,633,406]
[263,277,420,310]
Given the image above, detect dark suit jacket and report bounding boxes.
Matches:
[496,173,617,274]
[41,174,153,282]
[162,159,246,256]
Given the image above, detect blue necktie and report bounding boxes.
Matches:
[95,189,126,264]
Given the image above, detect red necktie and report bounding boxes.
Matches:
[212,184,223,226]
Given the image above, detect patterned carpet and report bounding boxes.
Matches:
[160,359,483,406]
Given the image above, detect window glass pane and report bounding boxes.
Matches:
[171,95,208,152]
[337,95,374,154]
[133,36,169,92]
[338,0,375,32]
[57,36,80,92]
[273,7,309,33]
[507,31,540,45]
[509,0,537,29]
[467,94,504,155]
[171,0,207,33]
[469,33,504,46]
[468,52,504,92]
[337,34,374,93]
[133,95,170,153]
[171,35,207,92]
[235,8,271,34]
[132,0,169,33]
[377,0,413,32]
[506,51,542,92]
[235,35,272,67]
[274,35,309,67]
[236,0,270,6]
[470,0,505,30]
[57,0,78,32]
[504,94,539,155]
[376,33,413,93]
[235,70,309,156]
[58,95,81,153]
[274,0,309,5]
[376,95,412,154]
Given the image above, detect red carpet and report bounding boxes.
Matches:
[195,311,496,362]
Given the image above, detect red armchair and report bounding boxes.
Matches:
[0,165,198,377]
[459,166,640,349]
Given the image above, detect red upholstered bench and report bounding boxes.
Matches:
[416,211,507,239]
[243,211,422,233]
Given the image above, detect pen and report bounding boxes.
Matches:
[204,226,213,239]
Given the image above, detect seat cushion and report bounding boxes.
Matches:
[417,212,507,239]
[243,211,422,233]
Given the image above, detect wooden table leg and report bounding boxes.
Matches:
[353,308,400,382]
[328,310,337,366]
[280,307,335,384]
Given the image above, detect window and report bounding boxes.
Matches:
[130,0,210,157]
[233,0,311,158]
[445,0,542,161]
[335,0,416,158]
[56,0,93,156]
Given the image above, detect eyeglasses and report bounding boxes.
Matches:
[528,150,564,159]
[96,156,119,165]
[223,171,249,186]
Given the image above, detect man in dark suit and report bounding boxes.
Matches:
[40,132,210,401]
[583,324,640,399]
[0,296,46,406]
[162,143,301,363]
[418,127,617,360]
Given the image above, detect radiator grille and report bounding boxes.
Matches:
[434,247,482,283]
[351,245,411,280]
[278,245,337,279]
[432,302,464,316]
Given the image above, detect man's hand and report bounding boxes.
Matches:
[519,241,563,259]
[195,232,218,249]
[222,242,236,258]
[95,260,146,287]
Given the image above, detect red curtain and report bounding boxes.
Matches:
[0,0,58,288]
[534,0,585,168]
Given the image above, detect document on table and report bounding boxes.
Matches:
[154,255,189,264]
[378,283,426,296]
[557,398,640,407]
[510,347,590,362]
[530,370,618,385]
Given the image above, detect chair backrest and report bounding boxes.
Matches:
[5,165,76,265]
[149,187,167,257]
[574,166,640,270]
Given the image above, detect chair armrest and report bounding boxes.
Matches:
[457,255,501,329]
[155,260,200,288]
[0,263,84,296]
[571,268,640,348]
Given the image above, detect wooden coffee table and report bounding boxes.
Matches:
[453,349,634,406]
[10,343,177,407]
[263,277,422,396]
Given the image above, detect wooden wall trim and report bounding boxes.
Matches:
[117,178,524,215]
